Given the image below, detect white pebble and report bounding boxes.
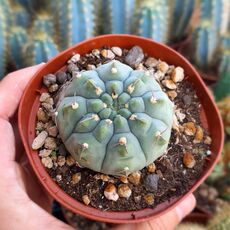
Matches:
[32,131,48,150]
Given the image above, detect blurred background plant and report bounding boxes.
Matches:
[0,0,229,228]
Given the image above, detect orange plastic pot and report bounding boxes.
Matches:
[18,34,224,224]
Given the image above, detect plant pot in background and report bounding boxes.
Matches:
[18,34,224,224]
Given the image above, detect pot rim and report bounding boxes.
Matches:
[18,34,224,224]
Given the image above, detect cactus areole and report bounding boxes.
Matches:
[56,60,173,176]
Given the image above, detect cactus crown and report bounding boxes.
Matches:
[56,60,173,176]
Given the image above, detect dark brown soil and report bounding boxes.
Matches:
[38,46,211,212]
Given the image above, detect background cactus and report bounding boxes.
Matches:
[192,20,218,70]
[12,3,31,28]
[55,0,96,50]
[9,27,28,69]
[56,61,173,176]
[216,96,230,135]
[200,0,229,35]
[134,0,169,43]
[103,0,135,34]
[0,6,7,79]
[169,0,195,42]
[23,32,59,66]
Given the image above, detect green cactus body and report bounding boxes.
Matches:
[169,0,195,41]
[104,0,135,34]
[0,6,7,79]
[192,20,218,69]
[12,4,31,28]
[0,0,12,27]
[56,60,173,176]
[24,33,59,66]
[219,50,230,75]
[200,0,229,35]
[134,0,169,43]
[9,27,28,69]
[56,0,95,50]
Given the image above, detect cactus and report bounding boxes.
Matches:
[134,0,169,43]
[55,60,173,176]
[207,205,230,229]
[214,72,230,101]
[200,0,230,35]
[219,50,230,75]
[103,0,135,34]
[12,3,31,28]
[192,20,218,70]
[23,32,59,66]
[217,96,230,135]
[169,0,195,41]
[14,0,48,11]
[9,27,28,69]
[56,0,95,50]
[31,12,55,38]
[0,0,12,27]
[0,6,7,79]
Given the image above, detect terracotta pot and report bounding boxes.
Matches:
[18,34,224,224]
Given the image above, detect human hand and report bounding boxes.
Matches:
[0,65,195,230]
[0,65,73,230]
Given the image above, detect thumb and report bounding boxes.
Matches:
[111,194,196,230]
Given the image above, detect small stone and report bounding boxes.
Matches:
[57,156,66,167]
[66,155,75,166]
[70,54,80,63]
[154,70,165,81]
[183,152,196,168]
[56,174,62,182]
[104,183,119,201]
[144,193,155,205]
[39,93,50,102]
[41,157,53,169]
[125,46,144,68]
[194,126,204,143]
[87,64,96,70]
[59,144,67,156]
[134,196,141,203]
[206,150,212,156]
[182,95,192,106]
[171,67,184,83]
[204,136,212,145]
[47,126,58,137]
[67,63,79,73]
[162,79,177,90]
[72,172,81,184]
[143,174,159,191]
[183,122,197,136]
[43,74,56,87]
[118,184,132,199]
[157,61,169,74]
[44,137,57,150]
[41,102,53,111]
[175,109,186,122]
[111,46,122,56]
[92,49,100,56]
[48,84,59,93]
[119,176,128,184]
[32,131,48,150]
[56,71,67,84]
[101,49,108,58]
[145,57,158,68]
[107,50,115,59]
[82,195,90,205]
[147,163,156,173]
[36,122,45,131]
[100,174,110,182]
[37,108,49,123]
[167,91,177,100]
[39,149,52,158]
[128,171,141,185]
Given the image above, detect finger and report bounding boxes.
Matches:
[0,63,45,120]
[111,194,196,230]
